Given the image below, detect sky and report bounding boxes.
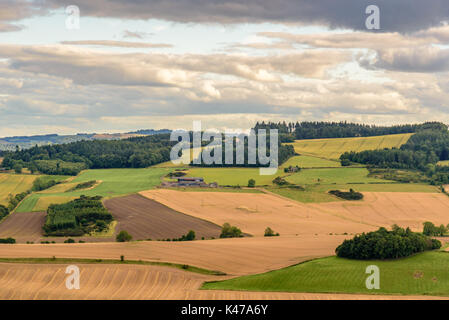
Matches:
[1,0,449,136]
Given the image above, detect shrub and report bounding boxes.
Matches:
[264,227,280,237]
[329,189,363,200]
[116,230,132,242]
[423,221,447,236]
[272,176,290,186]
[220,223,243,238]
[64,238,75,243]
[0,237,15,244]
[247,179,256,188]
[336,226,441,260]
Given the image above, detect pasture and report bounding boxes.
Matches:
[185,167,277,186]
[15,168,168,212]
[281,155,341,168]
[285,167,392,185]
[290,133,412,160]
[202,251,449,297]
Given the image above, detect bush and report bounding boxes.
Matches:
[329,189,363,200]
[336,226,441,260]
[247,179,256,188]
[0,237,15,244]
[116,230,132,242]
[13,163,22,174]
[423,221,447,236]
[64,238,75,243]
[272,176,290,186]
[264,227,280,237]
[340,159,351,166]
[220,223,243,238]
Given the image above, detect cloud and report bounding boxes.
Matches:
[122,30,154,39]
[61,40,173,48]
[367,46,449,73]
[37,0,449,32]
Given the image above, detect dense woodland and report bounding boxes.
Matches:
[1,134,175,175]
[254,121,445,140]
[335,226,441,260]
[340,126,449,184]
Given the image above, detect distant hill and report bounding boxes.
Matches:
[0,129,171,151]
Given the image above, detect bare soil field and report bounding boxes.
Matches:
[0,212,45,243]
[309,192,449,232]
[0,235,346,275]
[0,263,446,300]
[140,190,373,236]
[104,194,221,240]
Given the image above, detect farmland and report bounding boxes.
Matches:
[185,167,276,186]
[16,168,168,213]
[0,173,39,206]
[289,133,412,160]
[104,194,221,240]
[202,251,449,296]
[285,167,392,185]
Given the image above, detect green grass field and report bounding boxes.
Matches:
[285,168,392,185]
[15,168,169,212]
[202,251,449,296]
[186,167,277,186]
[281,155,341,168]
[268,183,439,203]
[290,133,412,160]
[0,173,39,206]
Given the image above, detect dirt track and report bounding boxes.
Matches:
[0,263,446,300]
[104,194,221,240]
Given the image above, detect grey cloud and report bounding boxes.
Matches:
[39,0,449,32]
[366,47,449,73]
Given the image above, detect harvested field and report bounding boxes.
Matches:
[0,212,45,243]
[140,189,373,236]
[309,192,449,232]
[104,194,221,240]
[0,235,347,275]
[141,189,449,236]
[0,263,446,300]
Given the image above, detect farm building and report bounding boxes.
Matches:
[162,177,218,188]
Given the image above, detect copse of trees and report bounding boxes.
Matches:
[116,230,132,242]
[43,195,113,236]
[0,205,9,221]
[335,226,441,260]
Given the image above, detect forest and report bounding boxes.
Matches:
[254,121,446,140]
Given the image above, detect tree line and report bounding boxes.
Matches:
[254,121,444,140]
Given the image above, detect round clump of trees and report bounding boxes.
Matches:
[336,226,441,260]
